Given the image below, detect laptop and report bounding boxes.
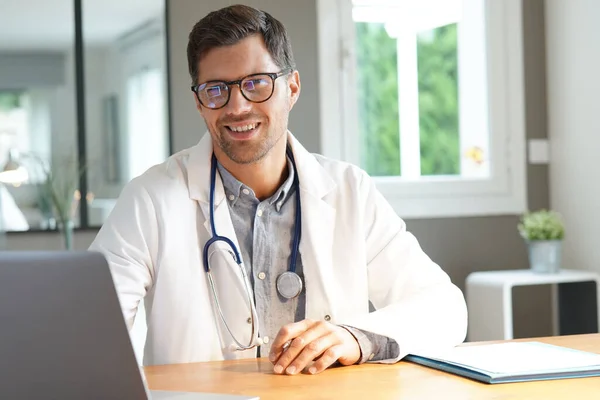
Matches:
[0,251,258,400]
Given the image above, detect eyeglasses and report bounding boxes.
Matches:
[191,68,292,110]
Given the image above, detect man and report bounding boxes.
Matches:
[89,4,467,375]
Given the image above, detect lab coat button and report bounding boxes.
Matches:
[324,315,331,322]
[263,336,270,344]
[246,317,252,324]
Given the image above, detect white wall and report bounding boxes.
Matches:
[546,0,600,272]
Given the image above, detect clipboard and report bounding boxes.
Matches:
[405,341,600,384]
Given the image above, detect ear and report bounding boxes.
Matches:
[287,70,301,111]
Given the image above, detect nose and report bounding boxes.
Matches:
[225,84,253,114]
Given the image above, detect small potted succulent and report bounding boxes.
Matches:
[518,209,565,273]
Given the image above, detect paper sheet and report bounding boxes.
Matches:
[419,342,600,374]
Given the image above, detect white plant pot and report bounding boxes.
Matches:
[527,240,562,273]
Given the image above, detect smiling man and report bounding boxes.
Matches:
[89,4,467,375]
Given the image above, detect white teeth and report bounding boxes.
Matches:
[229,123,257,132]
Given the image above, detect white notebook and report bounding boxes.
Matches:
[405,341,600,384]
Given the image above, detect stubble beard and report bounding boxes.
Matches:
[211,112,289,165]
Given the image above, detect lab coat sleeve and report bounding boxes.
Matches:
[340,173,468,363]
[89,178,158,330]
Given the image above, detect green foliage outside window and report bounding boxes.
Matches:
[0,92,22,112]
[355,22,460,177]
[355,22,400,176]
[417,24,460,176]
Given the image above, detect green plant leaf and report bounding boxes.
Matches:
[518,209,565,241]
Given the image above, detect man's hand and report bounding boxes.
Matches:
[269,319,361,375]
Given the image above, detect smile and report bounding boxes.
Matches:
[226,123,260,132]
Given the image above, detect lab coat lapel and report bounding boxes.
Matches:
[188,134,256,359]
[288,135,341,322]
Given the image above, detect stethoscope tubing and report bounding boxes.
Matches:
[202,147,302,351]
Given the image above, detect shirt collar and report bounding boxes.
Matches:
[216,154,296,212]
[216,161,246,207]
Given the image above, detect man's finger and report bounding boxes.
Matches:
[286,332,338,375]
[269,319,315,363]
[307,345,344,375]
[272,323,333,374]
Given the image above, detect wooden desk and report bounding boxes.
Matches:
[145,334,600,399]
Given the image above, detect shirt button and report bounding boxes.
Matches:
[242,188,250,195]
[228,194,235,201]
[258,272,266,280]
[262,336,270,344]
[247,317,252,324]
[324,315,331,322]
[369,353,375,361]
[257,209,263,217]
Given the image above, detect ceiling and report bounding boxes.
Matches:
[0,0,164,51]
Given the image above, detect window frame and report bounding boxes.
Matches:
[317,0,527,219]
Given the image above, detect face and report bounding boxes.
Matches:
[194,34,301,164]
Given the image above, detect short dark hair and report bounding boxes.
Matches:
[187,4,296,85]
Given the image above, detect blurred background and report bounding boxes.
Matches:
[0,0,169,234]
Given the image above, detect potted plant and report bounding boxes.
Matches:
[25,152,83,250]
[518,209,565,273]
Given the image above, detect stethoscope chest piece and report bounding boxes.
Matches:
[276,271,303,299]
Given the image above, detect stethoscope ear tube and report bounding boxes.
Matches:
[203,153,243,273]
[203,153,262,351]
[287,146,302,276]
[203,148,303,352]
[203,235,241,272]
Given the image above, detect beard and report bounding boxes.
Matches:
[209,110,289,165]
[217,128,272,164]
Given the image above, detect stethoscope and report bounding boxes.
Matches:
[202,147,302,352]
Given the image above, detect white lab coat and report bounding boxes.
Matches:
[89,132,467,366]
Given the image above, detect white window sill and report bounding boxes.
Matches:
[378,183,527,219]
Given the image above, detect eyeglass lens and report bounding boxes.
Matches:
[198,75,274,109]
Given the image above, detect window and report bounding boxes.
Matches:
[317,0,526,218]
[84,2,169,228]
[0,90,54,183]
[0,92,31,183]
[0,0,171,233]
[126,67,168,181]
[0,90,55,231]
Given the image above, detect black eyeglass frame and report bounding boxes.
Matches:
[191,68,293,110]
